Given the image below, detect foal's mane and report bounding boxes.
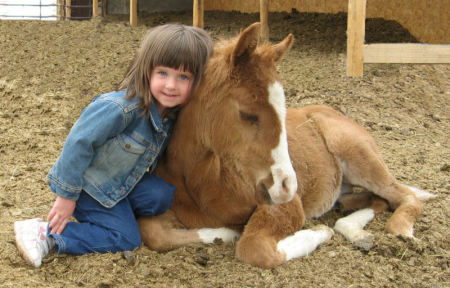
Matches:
[191,30,282,110]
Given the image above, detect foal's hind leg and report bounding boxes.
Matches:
[340,145,424,237]
[338,191,390,214]
[335,184,435,247]
[311,107,432,238]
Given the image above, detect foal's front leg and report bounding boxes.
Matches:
[138,210,240,251]
[236,196,333,269]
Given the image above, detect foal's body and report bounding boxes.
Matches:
[138,23,434,268]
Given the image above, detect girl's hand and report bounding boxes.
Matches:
[47,196,76,234]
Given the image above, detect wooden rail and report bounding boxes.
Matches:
[364,43,450,64]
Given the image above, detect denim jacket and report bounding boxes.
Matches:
[47,90,175,208]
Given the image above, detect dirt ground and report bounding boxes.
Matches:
[0,10,448,288]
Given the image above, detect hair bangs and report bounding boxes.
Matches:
[152,34,201,76]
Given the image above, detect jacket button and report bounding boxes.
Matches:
[104,201,111,207]
[120,190,125,194]
[134,173,140,179]
[125,143,131,149]
[146,157,152,162]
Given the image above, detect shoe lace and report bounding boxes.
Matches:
[36,226,52,256]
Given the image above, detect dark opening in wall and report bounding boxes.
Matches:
[71,0,92,20]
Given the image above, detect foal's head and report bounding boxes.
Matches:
[192,23,297,205]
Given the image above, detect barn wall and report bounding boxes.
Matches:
[104,0,448,44]
[107,0,191,14]
[204,0,449,44]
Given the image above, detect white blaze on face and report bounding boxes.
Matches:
[267,82,298,204]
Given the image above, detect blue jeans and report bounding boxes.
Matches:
[49,173,174,255]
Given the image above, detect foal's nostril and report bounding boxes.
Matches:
[281,174,297,201]
[274,168,291,193]
[282,178,288,190]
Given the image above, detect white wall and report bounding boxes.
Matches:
[0,0,57,20]
[0,0,192,20]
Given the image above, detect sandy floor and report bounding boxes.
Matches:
[0,11,448,287]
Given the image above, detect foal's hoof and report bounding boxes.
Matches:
[311,224,335,241]
[198,227,241,244]
[352,231,374,251]
[386,218,414,238]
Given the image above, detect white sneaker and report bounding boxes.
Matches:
[14,218,55,267]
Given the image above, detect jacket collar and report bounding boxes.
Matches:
[148,101,164,133]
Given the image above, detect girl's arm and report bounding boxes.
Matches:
[48,98,130,201]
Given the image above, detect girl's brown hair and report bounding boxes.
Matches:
[118,24,214,116]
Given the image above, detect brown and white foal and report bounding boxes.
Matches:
[138,23,435,268]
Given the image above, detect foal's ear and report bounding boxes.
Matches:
[231,22,261,66]
[272,34,294,62]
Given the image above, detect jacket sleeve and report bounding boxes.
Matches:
[47,98,130,200]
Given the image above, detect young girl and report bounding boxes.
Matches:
[14,23,213,268]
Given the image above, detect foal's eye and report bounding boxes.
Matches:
[239,111,259,125]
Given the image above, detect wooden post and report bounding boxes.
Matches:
[130,0,137,26]
[346,0,367,77]
[66,0,71,20]
[102,0,107,16]
[193,0,204,28]
[57,0,64,20]
[93,0,99,17]
[259,0,269,43]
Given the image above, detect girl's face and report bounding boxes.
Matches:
[150,66,194,114]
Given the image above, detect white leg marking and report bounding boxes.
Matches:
[197,228,240,244]
[405,185,437,201]
[277,225,334,261]
[267,82,297,204]
[334,208,375,250]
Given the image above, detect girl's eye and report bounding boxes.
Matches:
[179,74,190,81]
[157,71,167,76]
